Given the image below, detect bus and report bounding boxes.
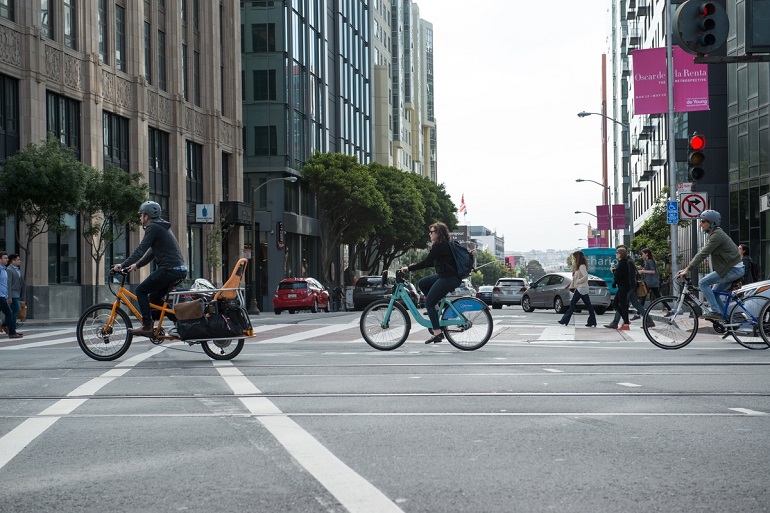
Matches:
[581,247,619,299]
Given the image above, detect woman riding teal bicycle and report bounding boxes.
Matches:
[400,222,462,344]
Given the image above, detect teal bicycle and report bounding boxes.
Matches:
[359,270,493,351]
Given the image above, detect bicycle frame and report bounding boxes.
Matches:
[106,270,176,338]
[670,277,761,327]
[380,273,470,330]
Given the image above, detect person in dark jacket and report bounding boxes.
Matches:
[400,222,462,344]
[112,201,187,337]
[605,246,633,330]
[738,243,755,286]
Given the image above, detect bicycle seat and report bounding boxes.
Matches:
[214,258,248,301]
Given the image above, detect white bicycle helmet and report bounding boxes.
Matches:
[698,209,720,231]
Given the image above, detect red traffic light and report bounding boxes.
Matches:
[697,2,716,16]
[689,134,706,151]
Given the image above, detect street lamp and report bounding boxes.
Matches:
[575,178,610,190]
[574,222,592,228]
[574,210,597,218]
[249,175,298,314]
[577,111,629,128]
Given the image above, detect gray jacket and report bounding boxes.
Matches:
[6,265,23,299]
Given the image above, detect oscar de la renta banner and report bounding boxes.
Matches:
[632,47,709,115]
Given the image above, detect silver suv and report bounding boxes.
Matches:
[491,278,529,309]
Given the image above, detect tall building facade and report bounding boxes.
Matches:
[241,0,373,310]
[370,0,436,179]
[0,0,243,319]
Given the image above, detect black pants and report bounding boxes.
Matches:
[613,287,630,324]
[136,268,188,325]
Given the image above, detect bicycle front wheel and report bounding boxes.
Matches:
[360,300,410,351]
[77,303,133,361]
[728,296,770,350]
[642,296,698,349]
[441,297,493,351]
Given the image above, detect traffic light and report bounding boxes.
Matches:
[673,0,729,55]
[688,133,706,181]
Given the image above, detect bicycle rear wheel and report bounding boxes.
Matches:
[728,296,770,350]
[642,296,698,349]
[441,297,493,351]
[201,339,245,359]
[360,300,410,351]
[77,303,133,361]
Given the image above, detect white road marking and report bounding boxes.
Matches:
[0,346,165,470]
[259,325,358,344]
[617,382,642,387]
[214,361,404,513]
[543,369,564,373]
[729,408,767,415]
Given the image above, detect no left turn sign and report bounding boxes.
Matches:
[679,192,708,219]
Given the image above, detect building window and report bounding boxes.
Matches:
[182,45,188,101]
[193,0,199,31]
[48,214,80,284]
[46,92,81,159]
[0,0,13,21]
[0,75,19,163]
[253,70,276,101]
[144,22,152,84]
[158,30,167,91]
[181,0,187,25]
[254,126,277,155]
[64,0,77,50]
[193,51,200,106]
[103,111,129,171]
[186,140,203,205]
[252,23,276,52]
[158,0,165,9]
[222,152,230,200]
[115,5,126,71]
[41,0,52,38]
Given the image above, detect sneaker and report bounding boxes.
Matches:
[617,324,630,331]
[8,333,23,338]
[630,315,641,321]
[701,311,723,322]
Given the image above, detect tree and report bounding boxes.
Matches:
[0,137,89,276]
[79,164,148,302]
[629,188,677,285]
[302,152,390,285]
[473,249,506,287]
[526,260,546,281]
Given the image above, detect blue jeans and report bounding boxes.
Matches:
[418,274,462,331]
[699,265,745,314]
[560,290,596,326]
[135,268,188,325]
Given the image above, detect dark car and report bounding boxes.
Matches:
[476,285,494,305]
[520,272,611,315]
[273,277,330,314]
[353,274,395,310]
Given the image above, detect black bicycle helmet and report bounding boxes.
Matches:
[139,200,162,219]
[698,209,720,229]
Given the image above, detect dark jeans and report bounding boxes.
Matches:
[1,297,20,329]
[0,296,16,335]
[612,289,644,324]
[418,274,462,331]
[613,288,631,324]
[560,290,596,326]
[136,268,188,325]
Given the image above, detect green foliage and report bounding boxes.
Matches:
[473,249,505,287]
[526,259,546,281]
[0,137,89,273]
[302,152,390,284]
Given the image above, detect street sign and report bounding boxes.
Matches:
[679,192,708,219]
[677,182,692,193]
[667,201,679,224]
[195,203,214,223]
[761,193,770,213]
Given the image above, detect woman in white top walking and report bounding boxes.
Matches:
[557,251,597,327]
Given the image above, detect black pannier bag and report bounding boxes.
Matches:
[175,299,251,341]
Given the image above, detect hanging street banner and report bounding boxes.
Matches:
[612,204,626,230]
[596,205,611,231]
[632,47,709,115]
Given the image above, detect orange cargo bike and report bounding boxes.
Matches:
[76,258,254,361]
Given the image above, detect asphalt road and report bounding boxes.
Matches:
[1,308,769,513]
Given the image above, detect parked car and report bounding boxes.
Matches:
[273,277,330,314]
[491,278,529,309]
[476,285,494,305]
[353,274,395,310]
[447,280,476,298]
[520,272,611,315]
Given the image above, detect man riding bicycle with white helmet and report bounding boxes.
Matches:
[112,201,187,337]
[676,209,743,321]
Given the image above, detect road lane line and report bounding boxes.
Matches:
[543,369,564,373]
[214,361,404,513]
[617,382,642,387]
[259,324,359,344]
[729,408,767,415]
[0,346,164,471]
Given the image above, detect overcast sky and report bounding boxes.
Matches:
[414,0,612,252]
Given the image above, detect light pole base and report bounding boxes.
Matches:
[248,299,261,315]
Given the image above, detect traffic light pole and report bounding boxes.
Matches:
[666,0,680,293]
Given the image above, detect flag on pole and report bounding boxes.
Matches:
[459,194,467,219]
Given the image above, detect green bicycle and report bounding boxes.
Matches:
[359,270,493,351]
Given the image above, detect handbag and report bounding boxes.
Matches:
[17,300,27,321]
[635,270,649,298]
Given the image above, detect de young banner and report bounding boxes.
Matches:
[632,47,709,115]
[596,204,626,231]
